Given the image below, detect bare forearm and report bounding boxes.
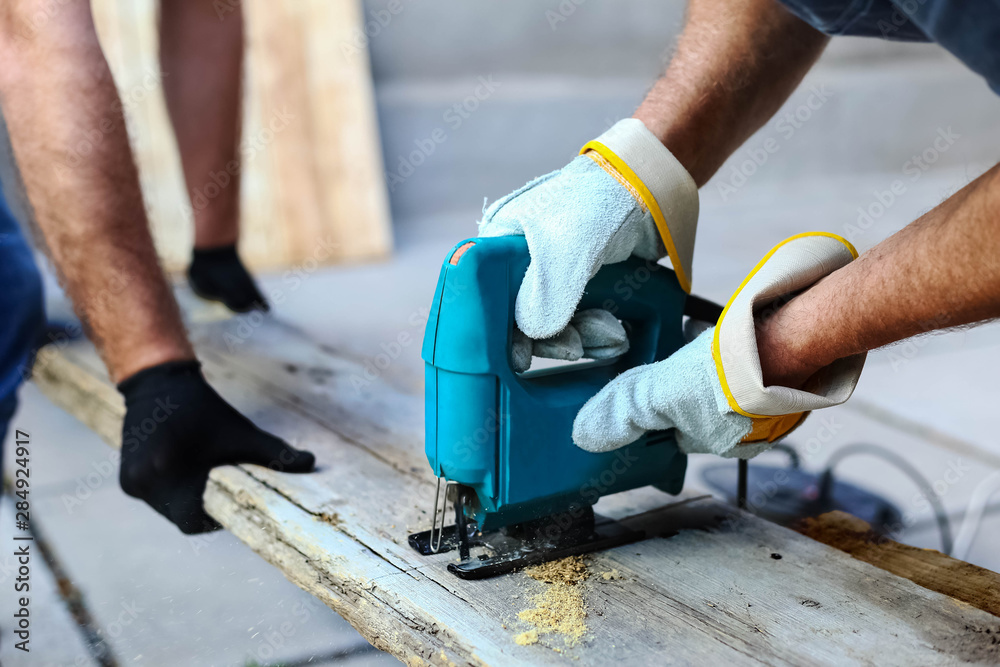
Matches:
[635,0,828,186]
[758,165,1000,387]
[0,1,193,381]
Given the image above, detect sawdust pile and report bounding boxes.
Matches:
[516,556,590,646]
[514,629,539,646]
[525,556,589,584]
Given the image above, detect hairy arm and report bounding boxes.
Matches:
[0,0,193,381]
[635,0,829,186]
[757,165,1000,387]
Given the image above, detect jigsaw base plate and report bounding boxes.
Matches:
[408,507,644,580]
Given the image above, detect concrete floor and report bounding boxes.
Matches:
[5,4,1000,665]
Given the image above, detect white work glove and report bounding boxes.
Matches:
[510,308,629,374]
[479,119,699,372]
[573,234,867,459]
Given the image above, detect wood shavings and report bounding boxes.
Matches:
[514,629,539,646]
[515,556,590,647]
[600,569,622,581]
[525,555,590,585]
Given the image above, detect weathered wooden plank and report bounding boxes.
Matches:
[797,510,1000,618]
[30,307,1000,666]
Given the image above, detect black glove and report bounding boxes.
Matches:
[188,244,269,313]
[118,360,314,534]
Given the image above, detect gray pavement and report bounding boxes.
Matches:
[4,2,1000,664]
[2,384,392,667]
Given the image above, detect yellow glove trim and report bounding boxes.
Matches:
[741,411,808,444]
[712,232,859,420]
[584,150,648,213]
[579,140,692,293]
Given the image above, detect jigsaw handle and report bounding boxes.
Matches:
[422,236,689,376]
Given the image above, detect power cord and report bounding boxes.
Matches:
[768,442,801,469]
[953,470,1000,561]
[819,443,953,555]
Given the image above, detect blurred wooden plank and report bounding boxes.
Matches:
[797,510,1000,618]
[91,0,392,272]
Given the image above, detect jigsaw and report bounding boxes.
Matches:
[409,236,722,579]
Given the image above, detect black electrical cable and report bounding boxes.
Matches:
[820,443,953,555]
[768,442,801,469]
[737,459,748,510]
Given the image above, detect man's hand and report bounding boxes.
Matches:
[480,119,698,370]
[753,164,1000,388]
[573,234,864,458]
[589,161,1000,461]
[118,361,315,534]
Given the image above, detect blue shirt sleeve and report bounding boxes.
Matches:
[776,0,1000,95]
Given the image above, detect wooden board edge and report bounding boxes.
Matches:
[30,345,123,448]
[796,510,1000,619]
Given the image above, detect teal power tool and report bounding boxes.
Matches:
[409,236,723,578]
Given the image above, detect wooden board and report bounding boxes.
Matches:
[30,299,1000,666]
[91,0,392,272]
[797,511,1000,618]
